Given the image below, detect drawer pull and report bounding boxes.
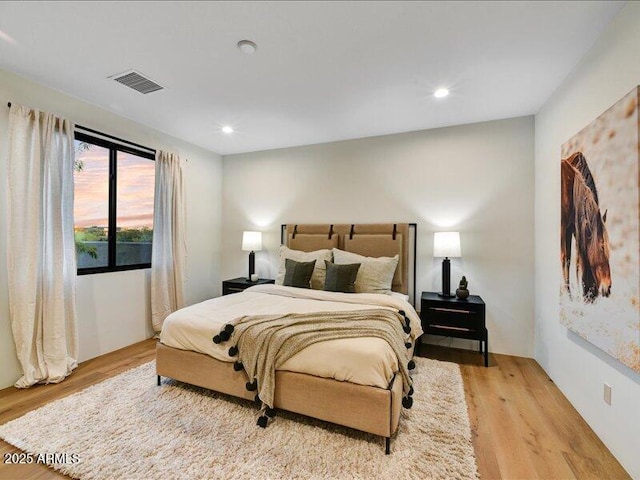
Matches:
[227,288,243,292]
[430,307,472,314]
[430,325,473,332]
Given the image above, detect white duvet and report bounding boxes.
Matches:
[160,284,423,389]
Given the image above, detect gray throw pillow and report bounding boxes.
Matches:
[283,258,316,289]
[332,249,399,294]
[323,260,361,293]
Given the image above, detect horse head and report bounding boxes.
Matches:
[564,152,612,302]
[583,205,612,300]
[593,209,611,297]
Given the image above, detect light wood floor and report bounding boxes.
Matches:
[0,340,630,479]
[420,345,629,480]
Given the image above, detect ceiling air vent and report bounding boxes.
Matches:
[110,70,164,94]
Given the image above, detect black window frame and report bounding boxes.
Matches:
[74,131,155,275]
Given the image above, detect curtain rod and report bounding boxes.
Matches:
[7,101,156,155]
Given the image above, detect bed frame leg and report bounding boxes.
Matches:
[385,437,391,454]
[157,375,161,386]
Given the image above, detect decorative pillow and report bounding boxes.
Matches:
[283,258,316,289]
[332,249,399,294]
[275,246,333,290]
[323,261,361,293]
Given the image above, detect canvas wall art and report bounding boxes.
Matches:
[560,86,640,373]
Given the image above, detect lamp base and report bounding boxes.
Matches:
[437,292,456,298]
[247,251,255,281]
[440,257,453,298]
[438,293,456,298]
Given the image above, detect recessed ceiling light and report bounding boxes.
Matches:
[222,126,234,134]
[434,88,450,98]
[237,40,257,55]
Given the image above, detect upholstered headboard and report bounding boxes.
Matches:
[280,223,416,302]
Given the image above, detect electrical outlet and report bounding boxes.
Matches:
[604,383,612,405]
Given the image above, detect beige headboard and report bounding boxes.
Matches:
[281,223,415,300]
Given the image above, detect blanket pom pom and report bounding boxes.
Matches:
[402,396,413,409]
[403,324,411,334]
[398,310,405,317]
[265,407,277,418]
[409,385,414,396]
[408,360,416,370]
[257,415,268,428]
[219,330,230,341]
[224,324,234,334]
[228,346,238,356]
[405,341,412,349]
[255,394,261,403]
[246,380,258,391]
[212,335,221,344]
[233,361,243,371]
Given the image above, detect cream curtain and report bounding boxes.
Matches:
[151,150,186,332]
[7,105,79,388]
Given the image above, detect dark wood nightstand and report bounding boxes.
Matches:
[222,277,275,295]
[420,292,488,367]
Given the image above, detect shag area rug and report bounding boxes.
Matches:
[0,358,478,480]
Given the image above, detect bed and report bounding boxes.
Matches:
[156,223,421,453]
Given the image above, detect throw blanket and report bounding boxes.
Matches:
[216,309,414,413]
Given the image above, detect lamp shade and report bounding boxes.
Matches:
[433,232,461,258]
[242,231,262,251]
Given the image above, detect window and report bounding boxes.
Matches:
[74,131,155,274]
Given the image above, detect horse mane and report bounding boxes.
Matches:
[573,171,600,229]
[565,152,599,204]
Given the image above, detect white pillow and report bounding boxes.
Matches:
[276,246,333,290]
[332,249,399,294]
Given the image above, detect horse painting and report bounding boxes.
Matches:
[560,87,640,373]
[561,152,611,302]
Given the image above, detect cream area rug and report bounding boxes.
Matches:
[0,358,478,480]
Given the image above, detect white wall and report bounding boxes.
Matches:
[222,116,535,357]
[534,3,640,477]
[0,68,222,389]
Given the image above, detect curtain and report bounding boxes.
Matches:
[7,105,79,388]
[151,150,186,332]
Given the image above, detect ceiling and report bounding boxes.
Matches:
[0,1,625,155]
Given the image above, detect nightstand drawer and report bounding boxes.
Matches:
[223,286,247,295]
[425,306,481,330]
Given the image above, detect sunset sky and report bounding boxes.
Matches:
[74,144,155,229]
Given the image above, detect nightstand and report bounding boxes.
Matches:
[222,277,275,295]
[420,292,488,367]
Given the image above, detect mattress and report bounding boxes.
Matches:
[160,284,423,389]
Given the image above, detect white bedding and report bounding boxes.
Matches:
[160,284,423,389]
